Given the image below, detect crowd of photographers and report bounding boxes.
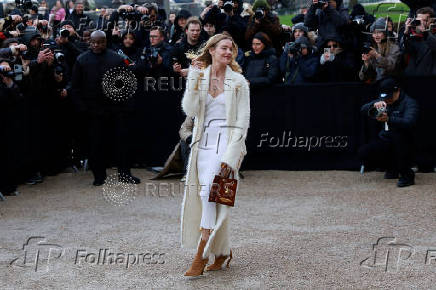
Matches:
[1,0,435,197]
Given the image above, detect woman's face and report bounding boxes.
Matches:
[204,23,216,37]
[293,29,304,39]
[210,39,233,66]
[387,21,393,32]
[372,31,385,43]
[252,38,265,54]
[56,1,61,8]
[123,34,135,48]
[178,18,186,29]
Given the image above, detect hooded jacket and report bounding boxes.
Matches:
[170,9,191,45]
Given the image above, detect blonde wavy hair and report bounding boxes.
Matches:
[192,34,242,73]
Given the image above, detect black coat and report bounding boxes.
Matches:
[361,91,419,141]
[243,47,280,87]
[170,37,204,69]
[403,32,436,77]
[71,49,132,115]
[318,50,359,82]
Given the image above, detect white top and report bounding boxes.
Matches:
[204,91,226,125]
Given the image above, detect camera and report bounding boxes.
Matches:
[368,105,387,119]
[314,0,328,9]
[119,9,141,21]
[285,42,301,54]
[59,28,70,38]
[362,42,372,54]
[117,49,134,65]
[351,15,365,25]
[144,47,161,65]
[15,0,33,10]
[16,15,29,32]
[0,64,23,82]
[255,9,264,20]
[54,50,65,62]
[223,1,234,13]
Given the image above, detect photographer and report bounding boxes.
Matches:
[145,26,171,77]
[359,18,400,84]
[400,0,436,18]
[243,32,279,87]
[304,0,349,48]
[245,0,284,55]
[359,77,418,187]
[171,17,204,77]
[280,36,318,85]
[201,0,246,48]
[0,58,24,196]
[401,7,436,76]
[169,9,191,45]
[54,20,84,76]
[0,14,24,42]
[66,1,90,35]
[318,35,358,82]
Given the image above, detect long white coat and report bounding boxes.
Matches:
[180,64,250,259]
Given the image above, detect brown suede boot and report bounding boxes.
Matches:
[184,239,209,276]
[206,249,232,271]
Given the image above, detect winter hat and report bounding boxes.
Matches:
[253,32,272,47]
[252,0,271,11]
[370,17,388,33]
[59,20,74,28]
[292,22,308,34]
[351,3,365,17]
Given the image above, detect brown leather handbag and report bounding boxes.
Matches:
[208,166,238,207]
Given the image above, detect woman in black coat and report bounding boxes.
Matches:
[242,32,280,87]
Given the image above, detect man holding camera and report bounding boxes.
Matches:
[245,0,283,55]
[401,7,436,76]
[304,0,349,48]
[359,77,419,187]
[280,36,318,85]
[146,26,171,77]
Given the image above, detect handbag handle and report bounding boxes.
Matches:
[221,163,234,179]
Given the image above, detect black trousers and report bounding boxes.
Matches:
[86,112,133,180]
[358,131,414,176]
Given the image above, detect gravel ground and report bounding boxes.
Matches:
[1,169,436,289]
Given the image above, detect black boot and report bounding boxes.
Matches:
[397,170,415,187]
[118,170,141,184]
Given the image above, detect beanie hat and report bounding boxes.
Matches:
[59,20,74,28]
[252,0,271,11]
[292,22,308,34]
[370,17,388,33]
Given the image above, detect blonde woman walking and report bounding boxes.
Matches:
[180,34,250,277]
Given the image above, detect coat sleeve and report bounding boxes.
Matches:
[221,76,250,171]
[375,43,400,73]
[181,66,202,117]
[388,97,419,129]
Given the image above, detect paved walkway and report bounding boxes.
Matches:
[1,170,435,289]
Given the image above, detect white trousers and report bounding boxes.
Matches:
[197,119,227,230]
[200,196,216,229]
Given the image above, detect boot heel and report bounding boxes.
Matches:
[226,250,233,268]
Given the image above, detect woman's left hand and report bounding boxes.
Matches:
[219,162,233,178]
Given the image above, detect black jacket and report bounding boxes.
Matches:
[170,37,204,69]
[71,49,131,115]
[361,91,419,141]
[243,47,280,87]
[402,32,436,77]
